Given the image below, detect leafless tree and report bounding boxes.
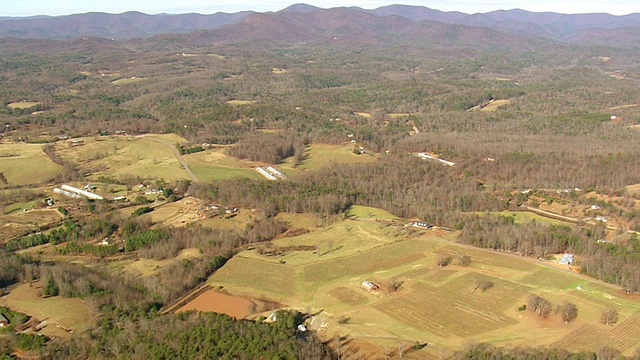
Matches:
[458,253,471,266]
[597,347,622,360]
[473,279,494,293]
[437,254,452,267]
[557,302,578,323]
[397,341,406,359]
[600,308,619,326]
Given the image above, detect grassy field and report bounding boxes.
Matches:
[387,113,418,119]
[0,143,62,186]
[111,77,148,85]
[480,99,511,112]
[3,282,96,339]
[3,199,38,214]
[184,148,263,182]
[55,135,190,182]
[209,256,297,298]
[296,144,376,171]
[353,112,371,118]
[227,100,255,105]
[471,210,570,226]
[205,215,640,357]
[345,205,399,219]
[122,248,202,278]
[6,101,41,109]
[374,274,528,338]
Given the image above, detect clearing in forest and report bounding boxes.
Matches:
[3,282,96,339]
[6,101,41,109]
[111,77,148,85]
[480,99,510,112]
[227,100,255,105]
[295,143,376,171]
[353,111,371,118]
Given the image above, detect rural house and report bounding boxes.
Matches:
[559,254,574,265]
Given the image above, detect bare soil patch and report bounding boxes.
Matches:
[176,289,256,318]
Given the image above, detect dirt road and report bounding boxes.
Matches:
[143,136,199,183]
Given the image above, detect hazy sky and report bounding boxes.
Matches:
[2,0,637,17]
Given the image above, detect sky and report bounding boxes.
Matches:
[1,0,637,17]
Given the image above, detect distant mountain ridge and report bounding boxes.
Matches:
[0,3,638,47]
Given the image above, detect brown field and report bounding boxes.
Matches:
[3,282,96,339]
[0,208,65,242]
[176,289,255,318]
[139,196,203,227]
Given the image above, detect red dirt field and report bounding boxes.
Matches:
[176,289,255,318]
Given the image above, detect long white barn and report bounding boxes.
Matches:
[60,184,104,200]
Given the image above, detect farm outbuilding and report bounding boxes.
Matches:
[362,280,379,291]
[0,314,8,327]
[413,221,432,229]
[60,184,104,200]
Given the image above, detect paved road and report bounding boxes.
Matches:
[142,136,199,183]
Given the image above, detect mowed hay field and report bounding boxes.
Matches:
[206,214,640,357]
[0,143,62,186]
